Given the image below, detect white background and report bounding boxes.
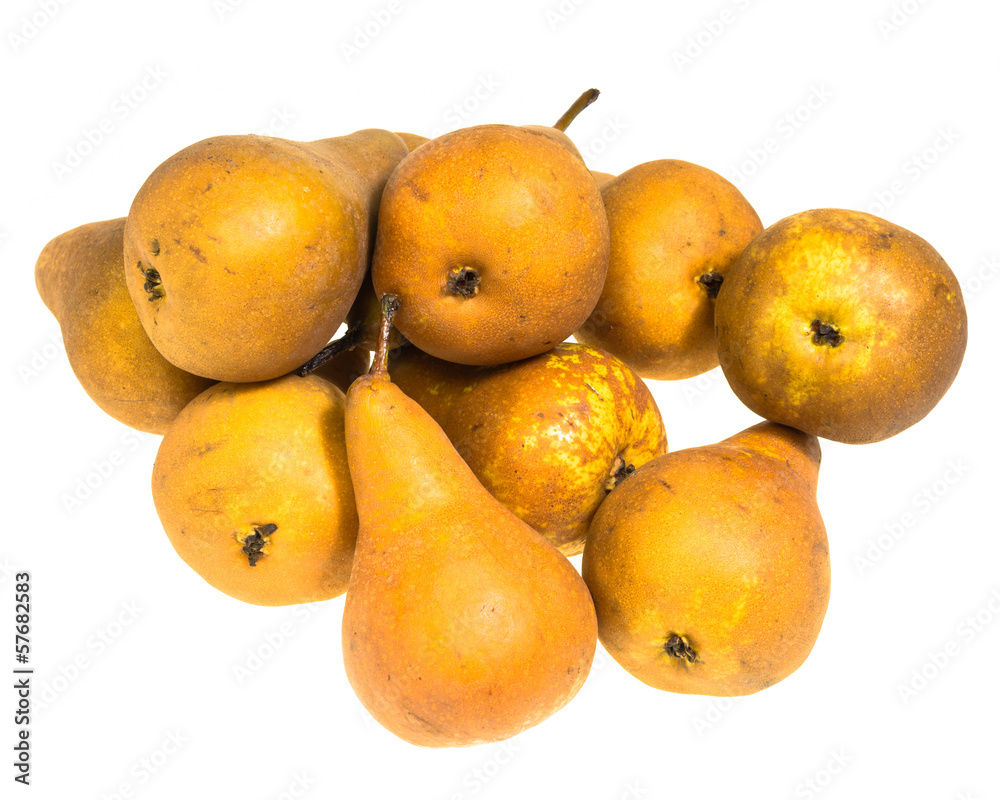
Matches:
[2,0,998,798]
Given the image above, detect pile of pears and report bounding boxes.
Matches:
[35,90,968,748]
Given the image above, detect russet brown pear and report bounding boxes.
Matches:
[341,298,597,747]
[715,208,968,443]
[582,422,830,696]
[151,374,358,606]
[124,129,409,382]
[575,159,763,380]
[371,92,609,366]
[34,217,213,433]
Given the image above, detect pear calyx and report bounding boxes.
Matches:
[604,455,636,493]
[664,635,697,663]
[446,266,481,298]
[697,271,724,299]
[137,260,164,300]
[238,523,277,567]
[810,319,844,347]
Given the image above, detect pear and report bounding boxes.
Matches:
[575,159,763,380]
[124,129,409,382]
[151,373,358,606]
[582,422,830,696]
[715,208,968,443]
[389,341,668,555]
[394,131,430,152]
[590,170,616,188]
[34,217,213,434]
[342,296,597,747]
[371,92,610,366]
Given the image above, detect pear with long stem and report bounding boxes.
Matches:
[341,295,598,747]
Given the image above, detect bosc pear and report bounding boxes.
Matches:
[582,421,830,696]
[35,217,214,434]
[124,129,409,382]
[342,296,598,747]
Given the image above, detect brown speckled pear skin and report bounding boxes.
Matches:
[123,129,409,383]
[371,124,610,366]
[342,360,597,747]
[34,218,214,434]
[388,342,668,555]
[715,208,968,444]
[151,374,358,606]
[582,422,829,697]
[575,160,763,381]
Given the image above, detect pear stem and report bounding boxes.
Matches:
[296,325,364,376]
[553,88,600,132]
[371,293,401,377]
